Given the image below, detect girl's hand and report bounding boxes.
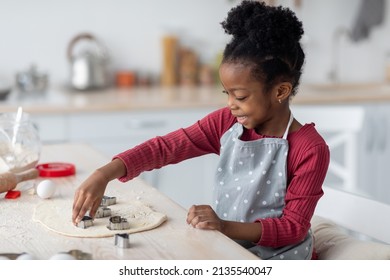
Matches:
[72,169,109,225]
[72,158,126,225]
[187,205,263,243]
[186,205,224,232]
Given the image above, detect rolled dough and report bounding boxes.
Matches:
[33,198,167,238]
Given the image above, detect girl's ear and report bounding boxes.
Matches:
[275,82,293,103]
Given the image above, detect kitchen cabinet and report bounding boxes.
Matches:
[29,103,390,208]
[30,114,68,143]
[356,104,390,202]
[68,109,221,209]
[292,103,390,206]
[30,108,219,209]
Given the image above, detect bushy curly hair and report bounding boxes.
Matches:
[221,0,305,96]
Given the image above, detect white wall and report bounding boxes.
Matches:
[292,0,390,84]
[0,0,233,86]
[1,0,390,87]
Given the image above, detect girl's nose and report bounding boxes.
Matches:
[227,95,238,110]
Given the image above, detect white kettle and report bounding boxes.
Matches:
[67,33,109,90]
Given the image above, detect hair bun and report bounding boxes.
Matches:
[222,1,304,55]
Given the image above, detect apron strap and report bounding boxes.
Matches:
[282,112,294,140]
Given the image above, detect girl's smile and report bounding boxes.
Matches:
[236,115,248,125]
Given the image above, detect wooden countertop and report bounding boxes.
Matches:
[0,143,259,260]
[0,86,227,114]
[294,83,390,105]
[1,83,390,114]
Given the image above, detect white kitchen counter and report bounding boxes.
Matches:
[0,143,259,260]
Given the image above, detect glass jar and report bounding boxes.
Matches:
[0,112,41,174]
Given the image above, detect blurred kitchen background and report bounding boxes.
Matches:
[1,0,390,209]
[1,0,390,87]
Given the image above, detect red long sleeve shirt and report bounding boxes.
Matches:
[115,107,330,248]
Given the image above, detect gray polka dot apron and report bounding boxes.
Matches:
[214,114,313,260]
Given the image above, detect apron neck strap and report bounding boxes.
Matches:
[282,112,294,140]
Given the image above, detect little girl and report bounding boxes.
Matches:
[72,1,329,260]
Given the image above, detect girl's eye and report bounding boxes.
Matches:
[222,90,247,101]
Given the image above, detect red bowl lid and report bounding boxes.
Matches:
[36,162,76,177]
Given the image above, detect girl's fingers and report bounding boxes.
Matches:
[186,205,221,230]
[72,195,95,225]
[89,199,102,219]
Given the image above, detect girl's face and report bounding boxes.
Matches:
[219,62,279,134]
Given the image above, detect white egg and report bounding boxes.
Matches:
[49,253,76,260]
[36,179,56,199]
[16,253,37,260]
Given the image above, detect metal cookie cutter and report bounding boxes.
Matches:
[0,253,21,260]
[107,215,130,230]
[77,216,93,229]
[100,195,116,207]
[115,233,130,248]
[95,206,112,218]
[67,249,93,260]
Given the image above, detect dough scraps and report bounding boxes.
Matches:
[33,198,167,238]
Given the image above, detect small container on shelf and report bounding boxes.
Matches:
[115,71,136,88]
